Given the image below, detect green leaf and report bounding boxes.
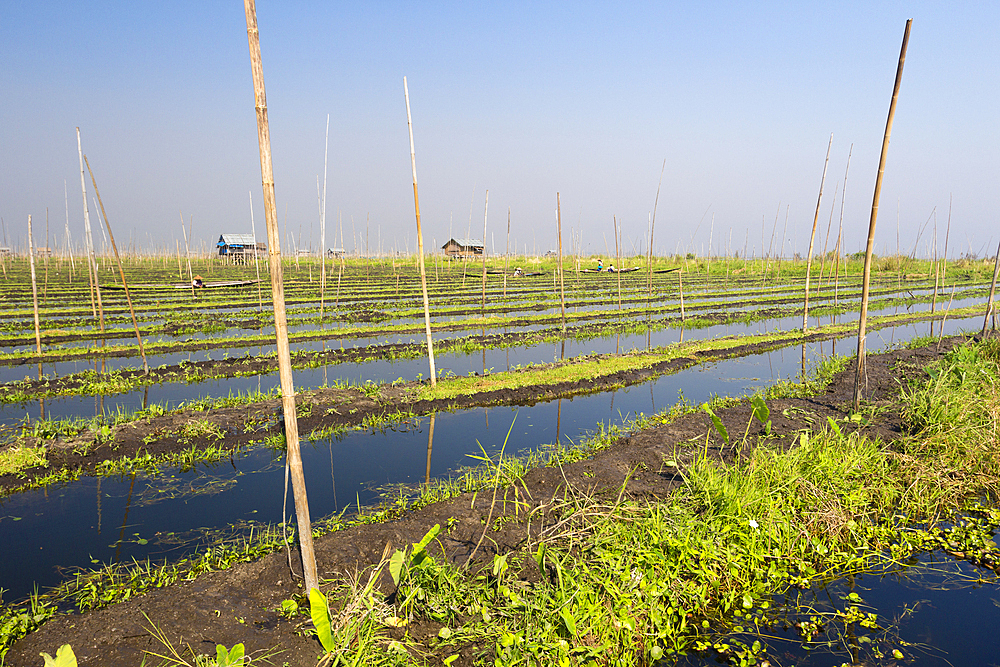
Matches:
[412,523,441,554]
[216,643,245,667]
[40,645,77,667]
[826,415,843,438]
[389,549,406,586]
[560,606,577,636]
[308,588,335,653]
[702,404,729,447]
[750,395,770,426]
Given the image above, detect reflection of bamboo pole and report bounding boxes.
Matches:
[27,215,42,354]
[854,19,912,410]
[803,134,833,332]
[86,156,149,374]
[244,0,318,593]
[557,193,566,333]
[403,76,437,387]
[983,239,1000,335]
[425,412,435,487]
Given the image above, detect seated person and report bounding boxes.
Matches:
[192,275,205,288]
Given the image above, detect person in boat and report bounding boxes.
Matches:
[597,258,603,271]
[192,275,205,288]
[512,267,524,277]
[607,264,616,272]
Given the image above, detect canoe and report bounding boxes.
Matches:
[100,280,260,291]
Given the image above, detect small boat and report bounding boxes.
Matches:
[100,279,260,291]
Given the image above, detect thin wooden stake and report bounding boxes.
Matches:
[249,192,264,312]
[85,156,149,374]
[557,193,566,333]
[180,212,195,298]
[854,18,912,410]
[481,191,489,316]
[27,215,42,354]
[403,76,437,386]
[803,133,833,332]
[319,114,330,325]
[77,128,102,325]
[983,238,1000,335]
[503,209,510,299]
[614,216,622,314]
[244,0,318,593]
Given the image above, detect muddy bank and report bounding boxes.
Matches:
[5,335,968,666]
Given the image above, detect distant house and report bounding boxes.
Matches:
[217,234,265,263]
[35,247,52,258]
[0,247,11,258]
[327,248,346,258]
[442,238,484,259]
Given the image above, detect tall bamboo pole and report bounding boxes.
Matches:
[803,133,833,331]
[180,212,195,298]
[64,181,75,279]
[481,191,489,316]
[244,0,318,593]
[27,215,42,354]
[86,156,149,374]
[854,19,912,410]
[503,208,510,299]
[557,193,566,333]
[403,76,437,387]
[614,216,622,313]
[249,192,263,312]
[983,239,1000,335]
[942,193,952,280]
[319,114,329,324]
[76,128,101,323]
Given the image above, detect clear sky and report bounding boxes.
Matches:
[2,1,997,260]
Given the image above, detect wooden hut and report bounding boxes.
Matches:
[217,234,265,263]
[442,238,484,259]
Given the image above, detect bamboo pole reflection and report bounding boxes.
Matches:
[425,412,436,487]
[113,473,137,563]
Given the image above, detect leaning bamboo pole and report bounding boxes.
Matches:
[503,209,510,299]
[803,133,833,332]
[983,239,1000,335]
[403,76,437,387]
[614,216,622,314]
[86,156,149,374]
[27,215,42,354]
[249,192,264,312]
[244,0,318,593]
[854,19,912,410]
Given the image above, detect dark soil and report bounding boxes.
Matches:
[6,336,970,666]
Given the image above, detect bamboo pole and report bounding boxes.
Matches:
[854,19,912,410]
[64,181,75,280]
[319,115,329,325]
[403,76,437,387]
[180,212,195,298]
[803,133,833,331]
[27,215,42,354]
[942,193,952,280]
[557,193,567,333]
[244,0,318,593]
[249,192,263,312]
[85,155,149,374]
[614,216,622,314]
[983,239,1000,335]
[503,208,510,299]
[76,128,102,323]
[480,190,489,316]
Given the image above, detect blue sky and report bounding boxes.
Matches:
[2,1,997,259]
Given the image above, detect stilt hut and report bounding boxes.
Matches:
[442,238,484,259]
[217,234,265,264]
